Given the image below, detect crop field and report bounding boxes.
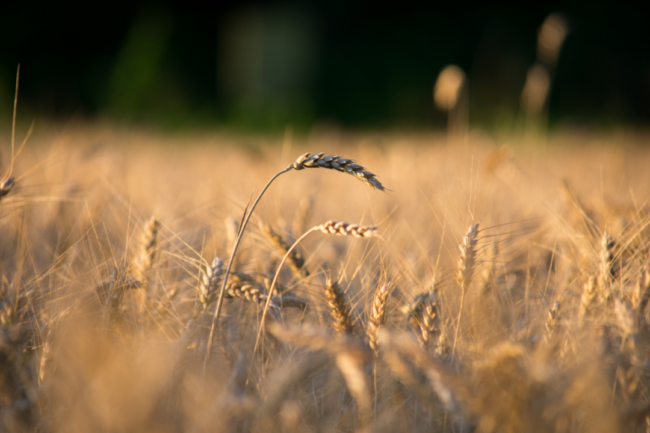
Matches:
[2,124,650,432]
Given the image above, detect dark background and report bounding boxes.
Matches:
[1,1,648,131]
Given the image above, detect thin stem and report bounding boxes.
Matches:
[451,287,466,362]
[203,166,292,373]
[254,226,318,354]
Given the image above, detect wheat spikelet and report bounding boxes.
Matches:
[537,13,568,66]
[521,64,551,115]
[367,283,390,353]
[289,152,386,191]
[0,177,14,200]
[227,273,278,310]
[578,276,597,325]
[434,65,465,112]
[457,223,479,290]
[544,300,561,343]
[260,222,308,278]
[324,277,354,335]
[133,216,160,284]
[199,257,224,308]
[315,220,377,238]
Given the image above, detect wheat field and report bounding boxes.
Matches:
[2,124,650,432]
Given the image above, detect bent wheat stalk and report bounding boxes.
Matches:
[254,221,377,353]
[205,153,385,372]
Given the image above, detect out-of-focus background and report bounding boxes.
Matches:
[1,1,648,132]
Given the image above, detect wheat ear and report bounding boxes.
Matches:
[254,221,378,353]
[324,277,354,335]
[132,216,160,314]
[291,152,386,191]
[578,276,597,325]
[206,153,385,373]
[406,290,439,347]
[367,283,390,354]
[452,223,479,361]
[199,257,224,309]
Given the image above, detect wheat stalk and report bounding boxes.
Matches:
[452,223,479,360]
[254,221,378,354]
[367,283,390,354]
[260,222,309,278]
[324,277,354,335]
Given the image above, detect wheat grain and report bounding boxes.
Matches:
[290,153,386,191]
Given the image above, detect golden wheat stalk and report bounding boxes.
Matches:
[260,222,309,278]
[324,277,354,335]
[206,153,385,372]
[452,223,479,360]
[254,221,378,354]
[367,283,390,354]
